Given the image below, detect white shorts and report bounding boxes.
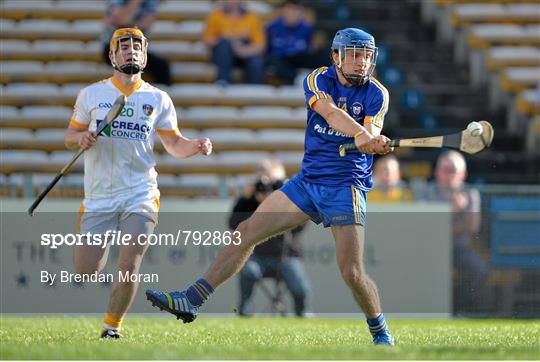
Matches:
[78,189,160,235]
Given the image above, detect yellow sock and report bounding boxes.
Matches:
[102,313,124,332]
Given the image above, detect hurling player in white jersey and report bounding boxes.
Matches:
[64,28,213,339]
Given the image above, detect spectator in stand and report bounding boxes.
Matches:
[369,155,412,203]
[203,0,265,85]
[102,0,172,86]
[422,150,489,314]
[266,0,328,85]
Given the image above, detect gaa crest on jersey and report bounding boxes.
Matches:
[351,102,363,117]
[142,104,154,116]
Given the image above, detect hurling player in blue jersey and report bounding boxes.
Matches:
[146,28,395,346]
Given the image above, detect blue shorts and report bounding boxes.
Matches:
[280,175,366,228]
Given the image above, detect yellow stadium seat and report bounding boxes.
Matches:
[485,46,540,70]
[0,129,35,149]
[468,24,540,49]
[516,88,540,116]
[451,3,540,27]
[500,67,540,93]
[151,41,208,62]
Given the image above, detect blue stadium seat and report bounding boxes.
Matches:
[490,196,540,269]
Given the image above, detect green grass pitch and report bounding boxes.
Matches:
[0,317,538,360]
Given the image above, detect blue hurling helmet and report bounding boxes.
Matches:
[331,28,378,85]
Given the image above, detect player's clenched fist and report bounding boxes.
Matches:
[356,134,393,154]
[77,131,96,150]
[197,137,212,156]
[372,135,393,155]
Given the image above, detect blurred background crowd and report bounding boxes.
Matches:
[0,0,538,318]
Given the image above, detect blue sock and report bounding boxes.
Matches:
[185,278,214,307]
[367,313,388,336]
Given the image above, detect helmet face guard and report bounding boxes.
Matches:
[109,28,148,75]
[336,45,378,86]
[331,28,378,86]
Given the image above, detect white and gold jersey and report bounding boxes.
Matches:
[70,76,178,200]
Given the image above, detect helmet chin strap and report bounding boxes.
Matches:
[111,53,144,75]
[120,64,141,75]
[336,64,367,86]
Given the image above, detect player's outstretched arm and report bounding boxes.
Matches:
[159,131,212,159]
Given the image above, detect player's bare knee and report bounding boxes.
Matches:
[339,264,364,286]
[236,219,249,235]
[235,220,257,250]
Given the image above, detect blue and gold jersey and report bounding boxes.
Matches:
[299,65,389,191]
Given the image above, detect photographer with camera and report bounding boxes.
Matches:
[228,160,311,317]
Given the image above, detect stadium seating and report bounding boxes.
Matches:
[526,116,540,154]
[1,0,272,21]
[515,88,540,118]
[0,40,103,62]
[0,150,52,173]
[430,0,539,187]
[0,105,307,131]
[0,149,302,175]
[1,19,205,42]
[0,82,306,108]
[2,83,62,105]
[0,61,110,83]
[434,0,539,132]
[484,46,540,79]
[506,87,540,133]
[151,41,208,62]
[0,39,196,61]
[20,106,73,126]
[450,3,540,26]
[488,66,539,111]
[468,24,540,48]
[499,67,540,93]
[0,127,307,154]
[1,0,538,198]
[0,0,295,198]
[0,129,34,148]
[158,174,222,197]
